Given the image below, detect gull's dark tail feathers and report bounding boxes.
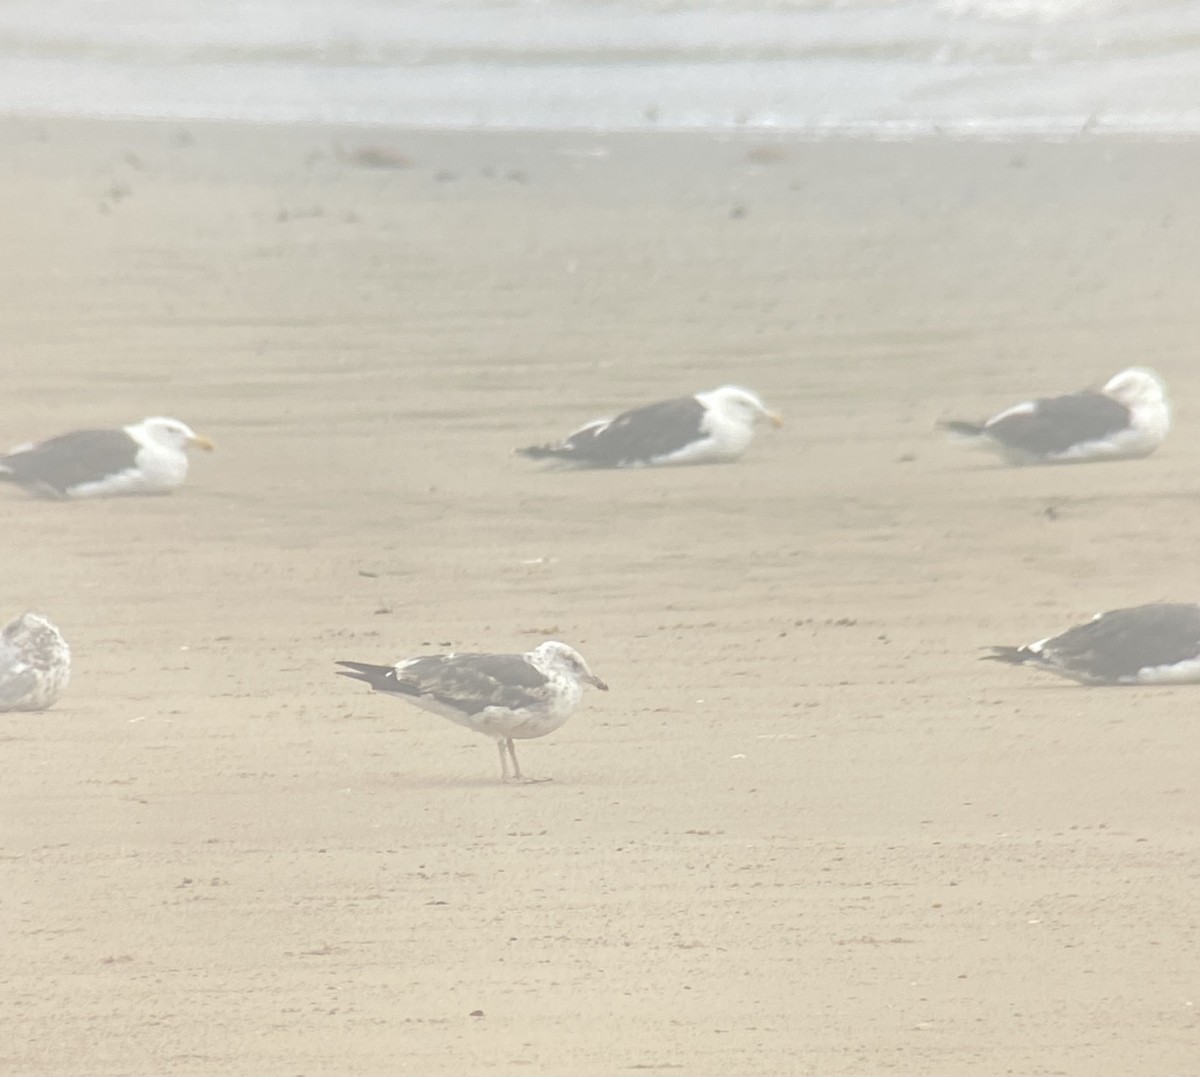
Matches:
[939,420,987,438]
[335,660,397,691]
[981,646,1031,666]
[516,443,570,460]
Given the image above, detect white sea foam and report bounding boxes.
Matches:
[0,0,1197,137]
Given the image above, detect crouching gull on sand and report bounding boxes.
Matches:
[337,641,608,781]
[1,612,70,712]
[0,417,214,499]
[940,367,1169,466]
[985,602,1200,685]
[518,385,782,468]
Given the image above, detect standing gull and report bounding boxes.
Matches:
[985,602,1200,685]
[518,385,782,468]
[0,613,70,712]
[940,367,1169,465]
[337,640,608,781]
[0,416,215,499]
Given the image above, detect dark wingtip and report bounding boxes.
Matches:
[980,646,1028,666]
[516,444,559,460]
[939,420,986,437]
[335,661,400,693]
[335,660,379,680]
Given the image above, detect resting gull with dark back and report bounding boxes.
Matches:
[0,612,70,712]
[940,367,1169,466]
[337,640,608,781]
[0,416,214,499]
[985,602,1200,686]
[518,385,782,468]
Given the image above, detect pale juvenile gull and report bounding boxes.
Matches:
[0,416,215,499]
[337,640,608,781]
[984,602,1200,686]
[518,385,782,468]
[0,612,70,712]
[940,367,1169,466]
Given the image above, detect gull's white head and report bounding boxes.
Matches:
[1102,368,1167,409]
[135,417,216,453]
[531,641,609,691]
[703,386,784,428]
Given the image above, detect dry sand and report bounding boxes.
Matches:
[2,117,1200,1075]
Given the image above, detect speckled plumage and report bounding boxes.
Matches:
[0,612,70,712]
[337,641,608,781]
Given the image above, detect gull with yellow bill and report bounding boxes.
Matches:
[0,417,214,498]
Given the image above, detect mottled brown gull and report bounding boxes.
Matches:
[1,612,70,712]
[337,640,608,781]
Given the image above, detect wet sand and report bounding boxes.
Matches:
[3,117,1200,1075]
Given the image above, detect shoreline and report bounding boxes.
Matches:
[9,106,1200,142]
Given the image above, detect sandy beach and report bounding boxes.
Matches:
[3,117,1200,1075]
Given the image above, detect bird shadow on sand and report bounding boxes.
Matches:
[364,767,612,790]
[373,775,552,790]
